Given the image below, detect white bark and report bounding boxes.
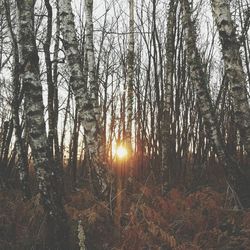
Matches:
[17,0,51,206]
[85,0,97,104]
[59,0,108,195]
[16,0,68,246]
[162,0,176,192]
[211,0,250,155]
[84,0,103,156]
[181,0,250,208]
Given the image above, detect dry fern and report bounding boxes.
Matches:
[147,221,177,248]
[86,210,99,224]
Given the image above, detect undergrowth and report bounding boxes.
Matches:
[1,178,250,249]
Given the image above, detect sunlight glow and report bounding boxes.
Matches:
[114,145,128,159]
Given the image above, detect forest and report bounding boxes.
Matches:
[0,0,250,249]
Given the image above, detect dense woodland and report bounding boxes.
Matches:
[1,0,250,249]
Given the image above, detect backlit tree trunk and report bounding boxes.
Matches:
[52,0,60,166]
[59,0,109,196]
[44,0,54,160]
[126,0,135,149]
[85,0,104,160]
[211,0,250,156]
[181,0,250,208]
[4,0,30,199]
[85,0,98,104]
[162,0,176,192]
[16,0,69,246]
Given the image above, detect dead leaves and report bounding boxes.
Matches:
[2,184,250,249]
[147,221,177,248]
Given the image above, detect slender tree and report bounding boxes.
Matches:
[16,0,69,246]
[59,0,109,196]
[181,0,250,208]
[126,0,135,150]
[162,0,177,192]
[52,0,61,166]
[4,0,30,199]
[44,0,54,160]
[211,0,250,156]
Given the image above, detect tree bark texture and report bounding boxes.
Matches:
[59,0,109,196]
[16,0,69,246]
[211,0,250,156]
[181,0,250,208]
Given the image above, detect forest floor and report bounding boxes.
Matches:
[1,174,250,250]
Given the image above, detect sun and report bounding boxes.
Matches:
[115,145,128,159]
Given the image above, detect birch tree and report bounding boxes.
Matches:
[59,0,109,196]
[16,0,69,246]
[52,0,60,165]
[44,0,54,160]
[162,0,177,192]
[211,0,250,156]
[84,0,104,160]
[181,0,250,208]
[4,0,30,199]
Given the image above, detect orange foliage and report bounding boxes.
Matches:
[2,182,250,249]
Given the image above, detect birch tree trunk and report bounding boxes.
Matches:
[162,0,176,192]
[4,0,30,199]
[85,0,98,105]
[44,0,54,160]
[211,0,250,156]
[126,0,135,149]
[59,0,109,196]
[52,0,60,166]
[84,0,104,161]
[16,0,69,246]
[181,0,250,208]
